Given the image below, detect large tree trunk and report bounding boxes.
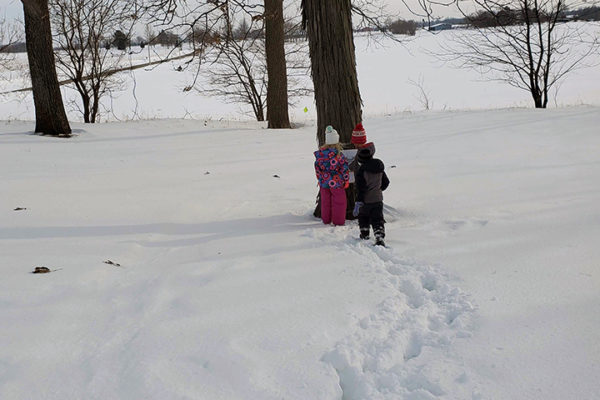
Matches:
[531,86,544,108]
[302,0,363,219]
[265,0,291,129]
[301,0,362,145]
[22,0,71,136]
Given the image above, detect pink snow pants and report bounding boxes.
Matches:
[320,187,347,226]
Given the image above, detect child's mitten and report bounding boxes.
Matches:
[353,202,363,217]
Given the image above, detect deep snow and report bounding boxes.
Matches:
[1,106,600,399]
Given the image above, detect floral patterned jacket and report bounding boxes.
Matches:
[314,148,349,189]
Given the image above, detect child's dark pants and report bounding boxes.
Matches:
[358,202,385,240]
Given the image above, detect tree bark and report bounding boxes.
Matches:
[22,0,71,135]
[302,0,363,219]
[301,0,362,145]
[265,0,291,129]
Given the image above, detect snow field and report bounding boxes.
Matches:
[374,107,600,399]
[4,104,599,398]
[1,118,481,399]
[2,25,600,123]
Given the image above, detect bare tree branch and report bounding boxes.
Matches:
[428,0,600,107]
[0,16,21,71]
[195,2,310,121]
[50,0,142,122]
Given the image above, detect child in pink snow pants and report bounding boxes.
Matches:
[314,126,350,226]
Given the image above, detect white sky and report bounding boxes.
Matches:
[0,0,20,21]
[1,0,443,25]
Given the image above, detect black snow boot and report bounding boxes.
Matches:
[374,228,385,247]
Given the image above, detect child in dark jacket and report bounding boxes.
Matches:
[353,144,390,246]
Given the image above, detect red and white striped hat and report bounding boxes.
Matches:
[351,123,367,145]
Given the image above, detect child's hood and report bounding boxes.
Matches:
[357,144,376,161]
[314,148,337,159]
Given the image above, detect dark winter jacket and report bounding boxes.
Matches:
[356,146,389,203]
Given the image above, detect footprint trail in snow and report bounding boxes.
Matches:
[306,225,482,400]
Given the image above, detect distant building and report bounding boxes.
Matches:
[557,15,576,23]
[155,30,181,47]
[355,27,379,33]
[428,23,453,32]
[0,42,27,53]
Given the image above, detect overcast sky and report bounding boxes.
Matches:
[0,0,19,21]
[1,0,450,23]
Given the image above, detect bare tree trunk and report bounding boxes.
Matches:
[82,94,91,123]
[302,0,363,220]
[302,0,362,145]
[91,92,100,123]
[22,0,71,136]
[533,91,543,108]
[265,0,291,129]
[256,97,266,121]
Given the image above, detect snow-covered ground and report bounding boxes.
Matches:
[2,107,600,399]
[1,25,600,400]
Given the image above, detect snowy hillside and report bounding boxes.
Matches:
[2,26,600,122]
[1,106,599,399]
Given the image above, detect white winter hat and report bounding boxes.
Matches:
[325,125,339,145]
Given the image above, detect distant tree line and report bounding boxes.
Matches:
[386,19,418,35]
[4,4,599,55]
[563,6,600,21]
[466,6,600,28]
[356,5,600,34]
